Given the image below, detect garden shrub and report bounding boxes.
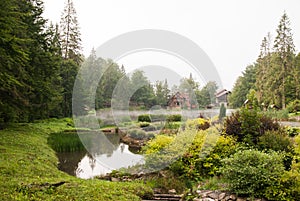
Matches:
[166,114,182,122]
[258,130,294,170]
[127,129,149,140]
[258,130,293,153]
[169,127,224,183]
[169,129,206,181]
[139,122,150,128]
[164,122,181,130]
[286,126,300,137]
[99,118,116,128]
[185,118,210,130]
[287,99,300,113]
[150,114,167,122]
[219,103,226,120]
[239,108,262,145]
[223,110,241,136]
[198,135,237,176]
[265,169,300,201]
[259,114,281,132]
[224,108,280,145]
[142,135,174,155]
[263,135,300,200]
[138,114,151,122]
[144,127,205,177]
[262,109,289,120]
[220,149,285,197]
[142,124,157,132]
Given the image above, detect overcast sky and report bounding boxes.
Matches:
[43,0,300,90]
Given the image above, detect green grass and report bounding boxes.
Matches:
[0,118,152,201]
[48,132,86,152]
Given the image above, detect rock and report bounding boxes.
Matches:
[111,177,120,182]
[199,190,213,198]
[207,192,219,199]
[219,192,226,200]
[224,195,231,201]
[168,189,176,194]
[237,198,246,201]
[203,198,214,201]
[193,198,202,201]
[230,194,237,200]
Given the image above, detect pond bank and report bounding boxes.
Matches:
[0,119,152,201]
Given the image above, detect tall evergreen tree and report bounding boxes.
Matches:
[59,0,83,116]
[294,53,300,99]
[22,0,64,120]
[273,12,295,108]
[256,33,272,105]
[59,0,82,64]
[0,0,30,122]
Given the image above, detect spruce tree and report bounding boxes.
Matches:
[0,0,30,122]
[273,12,295,108]
[59,0,82,64]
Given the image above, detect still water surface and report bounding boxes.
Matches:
[57,134,143,179]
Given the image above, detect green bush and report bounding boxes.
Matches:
[185,118,210,130]
[258,130,293,153]
[219,103,226,120]
[258,130,294,170]
[169,127,223,183]
[138,114,151,122]
[142,135,174,154]
[265,169,300,201]
[220,149,285,197]
[287,99,300,113]
[99,118,116,127]
[166,114,182,122]
[164,122,181,130]
[224,108,280,145]
[286,126,300,137]
[169,130,207,181]
[198,135,237,176]
[142,124,157,132]
[262,109,289,120]
[127,129,149,140]
[139,122,150,127]
[150,114,167,122]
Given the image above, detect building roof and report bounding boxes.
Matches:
[215,89,231,98]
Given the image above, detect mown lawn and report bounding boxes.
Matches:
[0,119,152,201]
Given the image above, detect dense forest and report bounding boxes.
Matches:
[229,12,300,109]
[0,0,82,123]
[0,0,217,124]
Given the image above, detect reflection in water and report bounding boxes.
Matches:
[57,135,144,179]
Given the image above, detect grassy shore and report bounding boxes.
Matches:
[0,119,152,201]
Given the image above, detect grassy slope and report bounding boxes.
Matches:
[0,119,152,201]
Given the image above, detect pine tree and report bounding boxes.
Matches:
[59,0,82,64]
[273,12,295,108]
